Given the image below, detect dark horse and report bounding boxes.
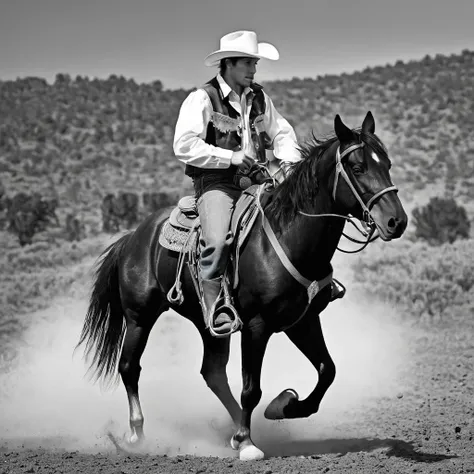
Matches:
[77,112,407,461]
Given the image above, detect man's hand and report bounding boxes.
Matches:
[231,150,254,172]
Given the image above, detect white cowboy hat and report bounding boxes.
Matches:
[204,30,279,67]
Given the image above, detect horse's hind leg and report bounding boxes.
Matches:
[118,305,163,444]
[198,326,241,426]
[265,311,336,420]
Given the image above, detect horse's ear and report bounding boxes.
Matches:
[335,114,355,143]
[362,111,375,134]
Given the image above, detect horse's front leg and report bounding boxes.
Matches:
[265,310,336,420]
[231,317,271,461]
[198,326,242,426]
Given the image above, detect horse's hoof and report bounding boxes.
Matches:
[230,436,239,451]
[264,388,299,420]
[239,445,265,461]
[129,427,144,446]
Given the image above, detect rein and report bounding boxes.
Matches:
[298,211,379,253]
[298,142,398,254]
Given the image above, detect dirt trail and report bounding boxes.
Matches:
[1,253,473,473]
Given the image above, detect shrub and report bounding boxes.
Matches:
[412,197,470,245]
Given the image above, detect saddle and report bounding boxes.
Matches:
[169,195,199,230]
[159,184,265,310]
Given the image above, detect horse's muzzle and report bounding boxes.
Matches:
[376,212,408,241]
[371,198,408,241]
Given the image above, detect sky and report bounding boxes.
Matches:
[0,0,473,90]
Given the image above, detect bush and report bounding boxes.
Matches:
[412,197,470,245]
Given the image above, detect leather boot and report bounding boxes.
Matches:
[201,278,234,335]
[329,278,346,302]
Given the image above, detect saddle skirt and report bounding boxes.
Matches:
[158,185,264,288]
[158,195,200,253]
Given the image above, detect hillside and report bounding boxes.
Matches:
[1,49,474,231]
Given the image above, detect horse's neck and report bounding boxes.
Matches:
[270,189,344,281]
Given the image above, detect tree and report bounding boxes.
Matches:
[54,73,71,87]
[65,213,86,241]
[151,80,163,92]
[6,193,59,245]
[412,197,470,246]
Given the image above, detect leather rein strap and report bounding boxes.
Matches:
[262,212,333,304]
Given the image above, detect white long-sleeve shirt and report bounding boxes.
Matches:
[173,74,301,174]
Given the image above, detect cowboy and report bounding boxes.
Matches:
[173,30,343,336]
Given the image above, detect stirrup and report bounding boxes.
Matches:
[207,279,242,338]
[208,301,242,338]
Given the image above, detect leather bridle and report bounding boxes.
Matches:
[333,142,398,226]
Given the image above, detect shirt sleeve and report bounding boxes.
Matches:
[173,89,234,169]
[262,91,302,164]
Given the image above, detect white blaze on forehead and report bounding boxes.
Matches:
[371,151,381,163]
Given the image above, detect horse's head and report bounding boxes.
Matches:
[332,112,407,240]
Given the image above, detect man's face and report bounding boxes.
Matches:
[227,57,259,88]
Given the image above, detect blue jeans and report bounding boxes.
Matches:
[194,175,242,280]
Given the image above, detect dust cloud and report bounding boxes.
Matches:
[0,258,412,458]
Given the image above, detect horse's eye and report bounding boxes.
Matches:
[352,165,364,175]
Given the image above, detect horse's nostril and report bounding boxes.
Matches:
[388,217,396,228]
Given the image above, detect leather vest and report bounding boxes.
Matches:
[184,77,271,179]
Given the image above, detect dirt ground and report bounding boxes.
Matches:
[1,276,473,473]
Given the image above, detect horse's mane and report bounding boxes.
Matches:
[264,129,389,231]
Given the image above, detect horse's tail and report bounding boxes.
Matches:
[76,233,132,387]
